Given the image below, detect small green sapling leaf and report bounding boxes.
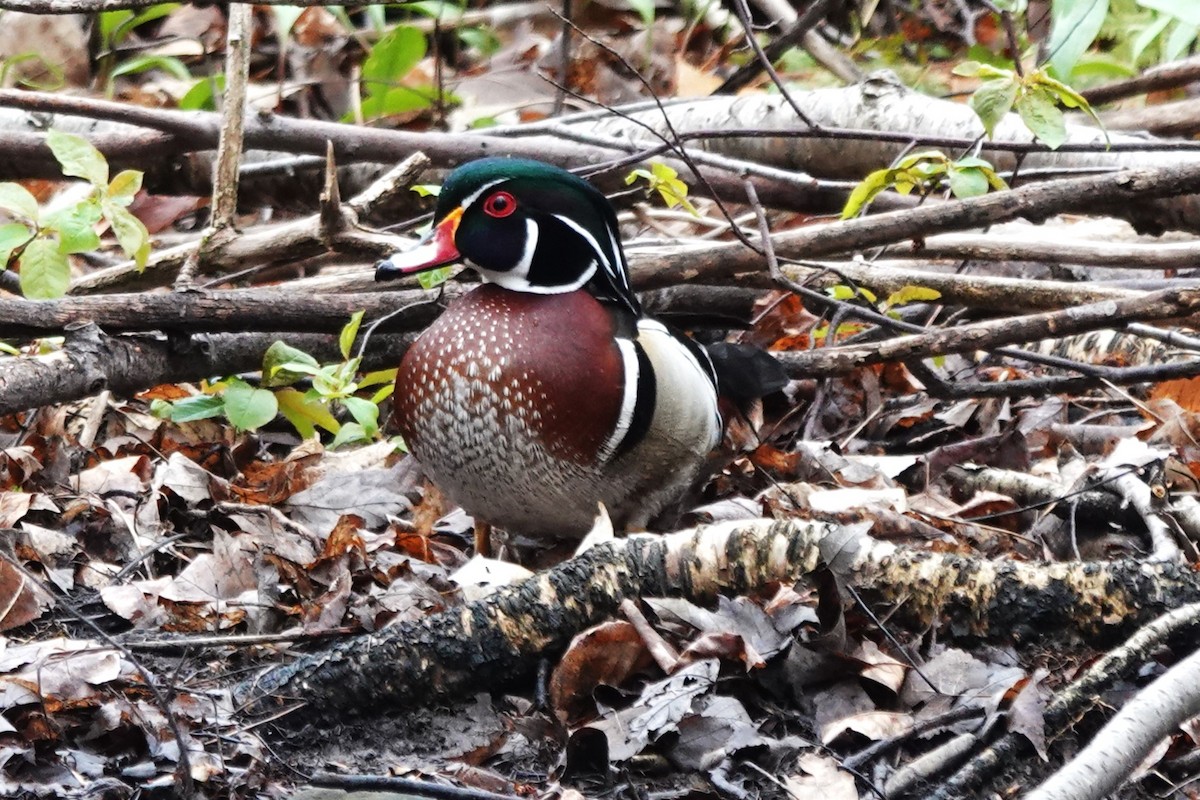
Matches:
[0,222,33,265]
[0,183,41,223]
[340,310,365,360]
[342,396,380,437]
[223,378,279,432]
[19,237,71,299]
[46,129,108,187]
[162,394,226,423]
[263,340,322,386]
[276,387,341,438]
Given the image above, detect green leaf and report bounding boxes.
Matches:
[330,421,369,450]
[885,286,942,308]
[1047,0,1109,79]
[1139,0,1200,27]
[1131,13,1173,63]
[166,394,226,423]
[1016,88,1067,148]
[18,237,71,299]
[418,266,451,290]
[894,150,948,170]
[340,310,365,360]
[223,378,279,432]
[107,170,144,203]
[952,60,1013,80]
[46,129,108,187]
[179,75,224,111]
[311,363,349,398]
[625,0,655,27]
[356,86,436,120]
[98,9,135,48]
[342,396,380,437]
[263,340,321,386]
[359,368,398,389]
[411,184,441,197]
[276,387,341,438]
[842,169,895,219]
[0,183,40,222]
[1163,19,1199,62]
[111,54,192,81]
[0,222,33,266]
[625,168,652,186]
[101,2,180,48]
[457,26,501,55]
[45,201,103,255]
[362,26,425,88]
[969,77,1019,137]
[104,204,151,268]
[948,166,989,198]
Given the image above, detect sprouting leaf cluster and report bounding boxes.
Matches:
[0,130,150,299]
[625,162,700,216]
[152,312,399,449]
[814,284,943,342]
[842,150,1007,218]
[952,62,1104,149]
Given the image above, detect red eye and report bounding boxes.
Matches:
[483,191,516,218]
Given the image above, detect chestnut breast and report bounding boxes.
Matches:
[394,285,625,465]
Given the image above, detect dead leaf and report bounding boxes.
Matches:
[1007,670,1048,760]
[157,530,256,604]
[551,621,653,725]
[452,555,533,602]
[667,695,763,770]
[0,492,32,527]
[821,710,914,744]
[585,659,719,762]
[0,559,47,632]
[75,455,151,496]
[855,640,908,694]
[785,753,859,799]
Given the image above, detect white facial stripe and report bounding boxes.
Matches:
[597,337,640,463]
[605,226,631,292]
[551,214,626,288]
[475,260,597,294]
[460,178,507,212]
[473,218,598,293]
[512,218,538,280]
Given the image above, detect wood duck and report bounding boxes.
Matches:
[376,158,784,542]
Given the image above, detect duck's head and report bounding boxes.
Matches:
[376,158,639,314]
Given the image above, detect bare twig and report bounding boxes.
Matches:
[176,4,251,291]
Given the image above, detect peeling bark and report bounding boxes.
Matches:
[237,520,1200,724]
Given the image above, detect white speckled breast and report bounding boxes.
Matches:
[394,285,721,538]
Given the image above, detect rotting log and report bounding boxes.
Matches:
[235,519,1200,724]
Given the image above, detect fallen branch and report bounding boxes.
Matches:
[930,602,1200,800]
[0,324,416,416]
[1027,644,1200,800]
[776,287,1200,376]
[235,518,1200,724]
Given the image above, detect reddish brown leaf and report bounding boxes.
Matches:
[550,621,653,725]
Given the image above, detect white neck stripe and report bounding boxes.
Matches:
[597,337,640,463]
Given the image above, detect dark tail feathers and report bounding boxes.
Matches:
[704,342,788,405]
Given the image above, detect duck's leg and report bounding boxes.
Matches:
[473,520,493,557]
